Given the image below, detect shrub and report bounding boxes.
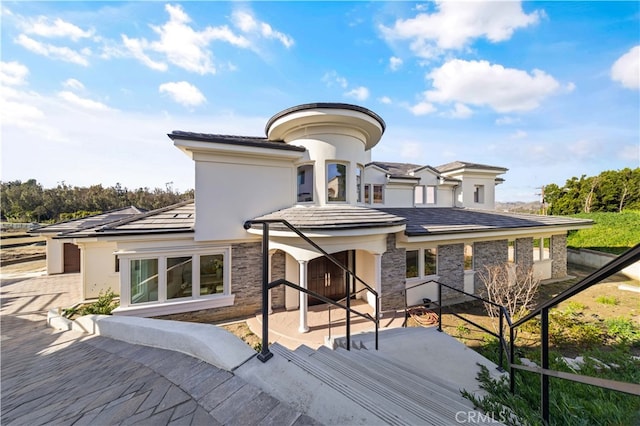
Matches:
[595,295,618,305]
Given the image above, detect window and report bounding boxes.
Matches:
[131,258,158,304]
[167,256,192,299]
[364,185,371,203]
[424,248,437,276]
[127,250,228,306]
[464,244,473,270]
[372,184,384,204]
[327,163,347,202]
[200,254,224,295]
[115,255,120,272]
[414,186,424,204]
[405,247,438,279]
[356,165,364,203]
[297,164,313,202]
[406,250,419,278]
[426,186,436,204]
[474,185,485,203]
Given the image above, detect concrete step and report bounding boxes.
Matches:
[311,345,472,423]
[270,343,416,425]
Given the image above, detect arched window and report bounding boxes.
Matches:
[327,162,347,202]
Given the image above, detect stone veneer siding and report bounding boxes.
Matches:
[380,234,406,311]
[551,234,568,278]
[474,240,508,290]
[270,250,286,309]
[437,243,464,301]
[515,237,534,272]
[155,242,263,323]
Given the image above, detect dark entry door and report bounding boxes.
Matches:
[63,243,81,273]
[307,251,349,306]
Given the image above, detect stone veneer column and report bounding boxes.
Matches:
[551,234,568,278]
[270,250,286,309]
[380,234,406,311]
[515,237,534,272]
[437,243,464,301]
[474,240,508,290]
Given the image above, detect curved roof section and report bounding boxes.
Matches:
[247,205,405,232]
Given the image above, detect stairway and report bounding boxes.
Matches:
[236,327,504,425]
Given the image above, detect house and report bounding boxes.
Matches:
[37,103,592,332]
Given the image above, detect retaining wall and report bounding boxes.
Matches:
[567,248,639,281]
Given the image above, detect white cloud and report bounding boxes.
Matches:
[380,0,541,59]
[400,142,422,159]
[58,91,113,111]
[20,16,94,41]
[409,101,437,116]
[495,116,521,126]
[0,61,29,86]
[510,130,527,139]
[345,86,370,101]
[611,45,640,90]
[389,56,403,71]
[322,71,348,89]
[62,78,85,91]
[618,144,639,162]
[123,4,251,75]
[15,34,90,66]
[567,140,598,159]
[445,102,472,119]
[231,10,294,48]
[159,81,206,107]
[426,59,561,112]
[378,96,392,104]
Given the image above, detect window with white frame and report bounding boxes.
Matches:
[372,184,384,204]
[356,165,364,203]
[415,185,436,205]
[474,185,485,203]
[364,184,370,204]
[327,162,347,202]
[414,186,424,204]
[128,249,229,306]
[426,185,436,204]
[297,164,314,202]
[405,247,438,279]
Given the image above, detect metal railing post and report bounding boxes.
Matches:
[509,326,515,393]
[328,306,332,342]
[375,295,379,350]
[257,223,273,362]
[346,271,351,351]
[437,282,442,332]
[541,307,550,423]
[498,309,504,371]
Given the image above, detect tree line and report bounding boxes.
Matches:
[1,179,194,223]
[543,168,640,215]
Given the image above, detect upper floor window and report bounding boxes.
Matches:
[356,165,364,203]
[327,162,347,202]
[426,186,436,204]
[297,164,314,202]
[372,184,384,204]
[474,185,485,203]
[415,185,436,205]
[414,186,424,204]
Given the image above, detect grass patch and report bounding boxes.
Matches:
[596,295,619,305]
[567,210,640,255]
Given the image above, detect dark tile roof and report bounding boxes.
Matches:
[436,161,508,173]
[247,205,406,231]
[63,201,195,237]
[29,206,145,236]
[168,131,306,152]
[375,208,592,237]
[367,162,423,176]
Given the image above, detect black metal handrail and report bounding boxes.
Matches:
[243,219,379,362]
[328,287,375,348]
[402,279,513,371]
[509,243,640,423]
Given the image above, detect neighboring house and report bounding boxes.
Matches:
[36,103,592,333]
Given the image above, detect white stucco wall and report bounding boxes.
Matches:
[80,241,119,300]
[46,238,64,275]
[195,157,295,241]
[384,184,414,207]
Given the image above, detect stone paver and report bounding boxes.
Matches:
[1,270,316,425]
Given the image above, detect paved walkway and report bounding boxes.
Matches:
[0,270,318,425]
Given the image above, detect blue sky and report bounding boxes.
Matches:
[1,1,638,202]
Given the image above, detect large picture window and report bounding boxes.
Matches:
[200,254,224,295]
[406,250,419,278]
[167,256,192,299]
[131,258,158,304]
[297,164,314,202]
[405,247,438,279]
[424,248,437,276]
[327,162,347,202]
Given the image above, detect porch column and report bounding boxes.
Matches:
[374,254,382,317]
[298,260,309,333]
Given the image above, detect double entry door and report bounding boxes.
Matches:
[307,251,352,306]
